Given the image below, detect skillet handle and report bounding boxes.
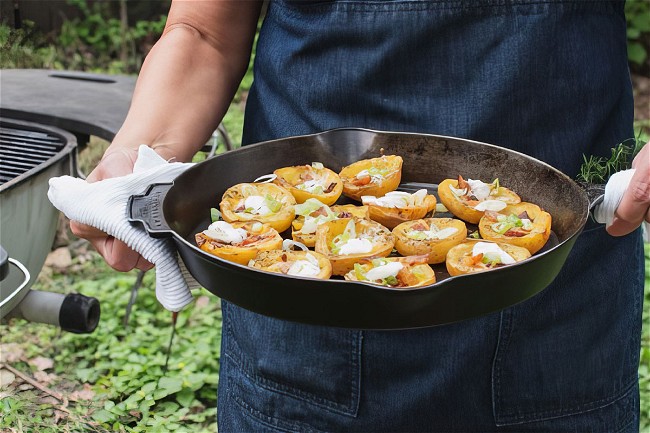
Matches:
[128,183,174,238]
[578,182,605,212]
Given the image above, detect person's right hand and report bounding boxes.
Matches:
[70,147,154,272]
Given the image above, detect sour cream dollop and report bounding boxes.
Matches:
[243,195,271,215]
[287,253,321,277]
[203,221,248,244]
[338,238,373,255]
[471,242,515,265]
[365,262,403,281]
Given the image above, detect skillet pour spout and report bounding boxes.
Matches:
[129,128,595,330]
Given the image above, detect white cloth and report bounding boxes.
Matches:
[593,168,650,243]
[48,145,200,311]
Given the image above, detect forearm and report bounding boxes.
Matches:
[108,1,262,162]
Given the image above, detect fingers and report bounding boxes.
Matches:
[91,236,154,272]
[606,144,650,237]
[70,146,152,272]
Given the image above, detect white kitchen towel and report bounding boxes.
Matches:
[593,168,650,243]
[48,145,200,311]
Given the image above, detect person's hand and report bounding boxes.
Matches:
[70,147,154,272]
[606,143,650,237]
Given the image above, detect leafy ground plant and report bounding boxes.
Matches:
[0,249,221,432]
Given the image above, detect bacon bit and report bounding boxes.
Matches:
[337,211,352,218]
[396,268,419,287]
[401,255,429,266]
[300,171,314,181]
[324,182,337,194]
[457,175,469,190]
[469,253,484,266]
[235,204,246,212]
[483,210,501,221]
[518,211,530,220]
[239,235,263,246]
[281,253,287,262]
[410,221,428,231]
[195,234,207,247]
[351,175,371,186]
[278,262,292,274]
[309,207,329,217]
[504,228,529,237]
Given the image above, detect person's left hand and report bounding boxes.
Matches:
[606,143,650,236]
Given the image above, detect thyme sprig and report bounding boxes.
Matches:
[577,137,644,184]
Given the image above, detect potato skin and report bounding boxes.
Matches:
[314,218,395,276]
[195,221,283,265]
[339,155,403,201]
[248,250,333,280]
[437,178,520,224]
[220,182,296,233]
[368,194,437,229]
[273,165,343,205]
[478,202,552,254]
[393,218,467,264]
[445,240,531,276]
[291,204,369,247]
[343,255,436,287]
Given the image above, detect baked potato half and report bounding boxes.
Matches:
[273,162,343,205]
[220,182,296,233]
[339,155,403,201]
[438,176,520,224]
[195,220,283,265]
[362,189,437,229]
[291,199,369,247]
[344,255,435,288]
[248,249,332,280]
[393,218,467,264]
[445,240,531,276]
[315,218,395,276]
[477,202,552,254]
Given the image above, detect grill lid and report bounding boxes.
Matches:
[0,119,76,191]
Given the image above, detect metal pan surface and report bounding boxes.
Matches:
[129,128,593,329]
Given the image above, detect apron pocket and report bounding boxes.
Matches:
[492,227,643,427]
[223,300,362,417]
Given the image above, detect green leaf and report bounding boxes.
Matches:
[92,409,115,424]
[176,388,195,408]
[628,42,647,65]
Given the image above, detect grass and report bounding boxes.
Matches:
[1,253,221,432]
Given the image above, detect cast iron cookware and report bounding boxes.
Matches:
[129,128,600,329]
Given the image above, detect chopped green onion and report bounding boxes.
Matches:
[383,275,399,286]
[354,263,366,280]
[265,194,282,213]
[312,162,324,169]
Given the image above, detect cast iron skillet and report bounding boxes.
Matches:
[129,128,601,329]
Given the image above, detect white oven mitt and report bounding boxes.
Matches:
[593,168,650,243]
[47,145,200,311]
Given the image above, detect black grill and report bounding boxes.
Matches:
[0,125,67,185]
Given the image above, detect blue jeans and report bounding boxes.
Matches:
[219,1,644,431]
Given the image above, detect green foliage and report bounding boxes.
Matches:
[626,1,650,66]
[576,133,646,184]
[0,254,221,432]
[0,20,59,69]
[57,0,167,74]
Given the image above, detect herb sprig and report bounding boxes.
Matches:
[577,136,645,184]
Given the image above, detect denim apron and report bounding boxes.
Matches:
[219,1,644,431]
